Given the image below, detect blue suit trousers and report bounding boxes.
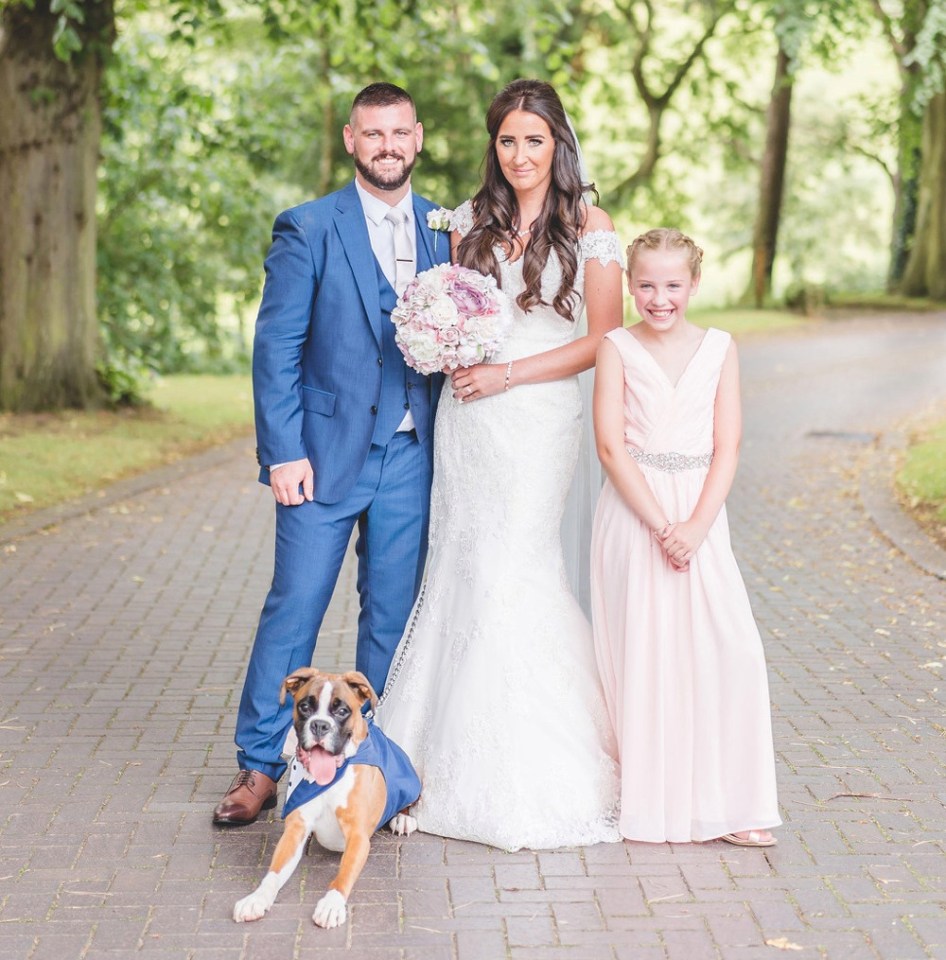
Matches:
[235,430,432,781]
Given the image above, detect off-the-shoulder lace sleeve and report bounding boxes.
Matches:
[580,230,623,269]
[451,199,475,238]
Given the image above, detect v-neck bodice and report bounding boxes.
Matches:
[624,329,709,389]
[605,326,730,456]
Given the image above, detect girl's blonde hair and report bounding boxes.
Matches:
[626,228,704,280]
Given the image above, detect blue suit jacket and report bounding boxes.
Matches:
[252,181,451,504]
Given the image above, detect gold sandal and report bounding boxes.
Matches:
[720,830,777,847]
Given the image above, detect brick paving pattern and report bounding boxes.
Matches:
[2,313,946,960]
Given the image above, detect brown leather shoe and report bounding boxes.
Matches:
[212,770,278,826]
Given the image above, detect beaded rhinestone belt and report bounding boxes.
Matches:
[627,447,713,473]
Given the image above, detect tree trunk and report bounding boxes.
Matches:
[900,91,946,300]
[887,129,920,290]
[0,1,114,411]
[885,51,923,291]
[747,42,792,307]
[870,0,928,290]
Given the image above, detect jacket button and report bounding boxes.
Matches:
[403,402,410,410]
[407,382,414,390]
[370,405,378,415]
[377,357,383,366]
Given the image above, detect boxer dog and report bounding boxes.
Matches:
[233,667,421,929]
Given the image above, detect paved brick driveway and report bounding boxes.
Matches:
[2,313,945,959]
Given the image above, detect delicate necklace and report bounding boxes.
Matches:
[513,227,532,238]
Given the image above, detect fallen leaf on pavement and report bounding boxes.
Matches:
[766,937,803,951]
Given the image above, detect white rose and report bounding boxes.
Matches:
[404,336,443,373]
[455,341,484,367]
[427,298,459,329]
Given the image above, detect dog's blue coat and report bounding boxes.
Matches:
[283,720,421,829]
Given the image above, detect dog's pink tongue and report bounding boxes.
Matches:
[302,746,338,786]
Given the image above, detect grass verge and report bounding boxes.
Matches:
[826,293,941,313]
[2,311,805,528]
[896,414,946,553]
[689,306,809,336]
[0,374,253,525]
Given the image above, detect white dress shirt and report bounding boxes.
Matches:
[355,181,416,433]
[355,181,416,293]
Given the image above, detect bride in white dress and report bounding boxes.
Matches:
[376,79,624,852]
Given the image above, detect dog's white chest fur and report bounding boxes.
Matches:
[290,763,356,853]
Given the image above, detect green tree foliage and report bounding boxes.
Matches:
[743,0,873,305]
[3,0,944,414]
[231,0,584,201]
[97,23,274,377]
[567,0,780,236]
[867,0,946,292]
[92,0,590,384]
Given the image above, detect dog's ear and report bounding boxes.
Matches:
[341,671,379,712]
[280,667,319,704]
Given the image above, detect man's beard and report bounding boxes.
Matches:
[354,152,416,192]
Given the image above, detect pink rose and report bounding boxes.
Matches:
[448,277,492,316]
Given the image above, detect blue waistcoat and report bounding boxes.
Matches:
[372,262,411,445]
[283,721,421,830]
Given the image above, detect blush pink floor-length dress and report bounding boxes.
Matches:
[591,326,781,843]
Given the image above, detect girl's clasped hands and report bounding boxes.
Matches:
[654,519,707,572]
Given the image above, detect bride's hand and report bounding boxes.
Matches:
[451,363,506,402]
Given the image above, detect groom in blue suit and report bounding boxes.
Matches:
[213,83,450,825]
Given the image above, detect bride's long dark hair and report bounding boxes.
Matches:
[456,79,593,321]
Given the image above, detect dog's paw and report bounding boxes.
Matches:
[233,891,272,923]
[388,812,417,836]
[312,889,347,928]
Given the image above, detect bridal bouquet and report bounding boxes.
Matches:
[391,263,512,375]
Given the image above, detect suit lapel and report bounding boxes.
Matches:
[335,182,383,344]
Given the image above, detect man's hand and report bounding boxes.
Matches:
[269,459,314,506]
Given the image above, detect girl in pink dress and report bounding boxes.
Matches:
[590,228,780,846]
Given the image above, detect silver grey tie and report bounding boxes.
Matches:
[384,207,414,295]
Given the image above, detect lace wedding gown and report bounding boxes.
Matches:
[375,203,621,851]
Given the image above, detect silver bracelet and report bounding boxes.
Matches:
[504,360,513,391]
[652,522,672,540]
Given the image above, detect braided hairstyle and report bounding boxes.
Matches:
[626,228,704,280]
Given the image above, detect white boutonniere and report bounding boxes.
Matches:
[426,207,455,253]
[426,207,454,232]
